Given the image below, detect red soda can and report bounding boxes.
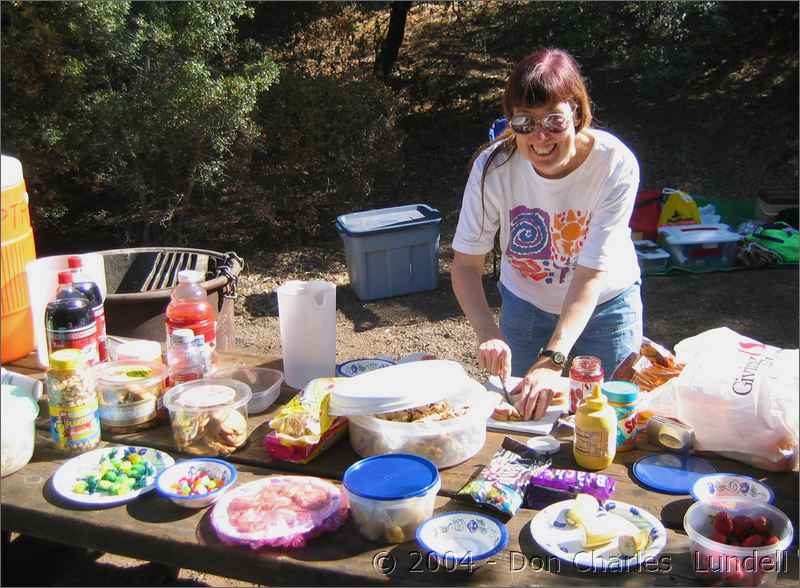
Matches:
[569,355,604,413]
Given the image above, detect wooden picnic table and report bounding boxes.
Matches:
[2,350,798,586]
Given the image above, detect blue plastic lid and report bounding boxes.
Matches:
[632,454,717,495]
[343,453,439,501]
[335,204,441,237]
[602,381,639,403]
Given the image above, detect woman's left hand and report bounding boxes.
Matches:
[509,366,563,420]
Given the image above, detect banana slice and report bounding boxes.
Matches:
[618,529,651,556]
[565,493,599,527]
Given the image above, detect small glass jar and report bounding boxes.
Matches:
[568,355,604,414]
[46,348,101,453]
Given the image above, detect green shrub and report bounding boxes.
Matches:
[241,71,406,246]
[1,0,278,251]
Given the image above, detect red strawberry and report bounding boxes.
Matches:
[763,535,780,545]
[733,515,753,539]
[713,511,735,535]
[741,534,763,548]
[709,531,728,544]
[751,515,770,535]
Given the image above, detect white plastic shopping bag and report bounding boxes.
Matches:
[638,327,798,471]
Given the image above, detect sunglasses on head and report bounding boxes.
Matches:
[509,110,573,135]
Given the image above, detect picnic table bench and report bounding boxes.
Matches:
[2,350,798,586]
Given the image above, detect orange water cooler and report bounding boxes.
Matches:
[1,155,37,363]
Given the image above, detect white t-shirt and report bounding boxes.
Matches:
[453,128,641,315]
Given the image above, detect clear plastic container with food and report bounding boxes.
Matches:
[347,383,495,469]
[95,360,167,433]
[343,454,440,543]
[212,367,283,415]
[162,378,251,456]
[684,497,794,586]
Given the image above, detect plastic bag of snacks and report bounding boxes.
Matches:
[456,437,550,518]
[637,328,799,472]
[264,378,347,464]
[611,337,684,392]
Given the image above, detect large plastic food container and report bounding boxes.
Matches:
[213,367,283,414]
[684,497,794,586]
[95,360,167,433]
[344,453,441,543]
[1,383,39,477]
[335,204,441,300]
[163,378,251,456]
[634,240,670,275]
[658,224,741,270]
[330,360,495,469]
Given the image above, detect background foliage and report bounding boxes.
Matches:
[2,0,797,256]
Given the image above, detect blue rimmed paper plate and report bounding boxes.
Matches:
[529,499,667,572]
[336,358,396,378]
[52,445,175,508]
[416,512,508,567]
[690,473,774,505]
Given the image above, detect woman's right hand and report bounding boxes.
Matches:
[478,338,512,380]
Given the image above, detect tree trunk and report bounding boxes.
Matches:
[374,1,412,80]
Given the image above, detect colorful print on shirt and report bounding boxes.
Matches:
[505,206,590,284]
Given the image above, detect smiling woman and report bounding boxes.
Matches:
[451,48,643,421]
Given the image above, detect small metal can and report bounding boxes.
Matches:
[569,355,604,413]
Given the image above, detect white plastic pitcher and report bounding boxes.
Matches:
[277,280,336,389]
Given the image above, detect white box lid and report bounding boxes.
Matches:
[658,224,741,245]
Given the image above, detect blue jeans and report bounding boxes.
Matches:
[498,281,643,378]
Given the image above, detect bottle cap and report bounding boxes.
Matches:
[177,270,203,284]
[67,256,83,269]
[583,383,606,410]
[49,349,83,371]
[57,271,73,285]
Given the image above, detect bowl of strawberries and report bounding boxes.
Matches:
[684,497,794,586]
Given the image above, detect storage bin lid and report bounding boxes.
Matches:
[343,453,439,500]
[634,240,670,261]
[328,359,467,416]
[335,204,441,237]
[658,224,741,245]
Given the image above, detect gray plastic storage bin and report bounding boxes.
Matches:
[336,204,442,301]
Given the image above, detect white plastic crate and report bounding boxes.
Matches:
[634,240,670,274]
[658,224,741,270]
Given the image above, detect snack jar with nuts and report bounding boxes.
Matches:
[46,348,101,453]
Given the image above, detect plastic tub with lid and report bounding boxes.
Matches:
[162,378,251,456]
[343,453,441,543]
[658,224,741,270]
[95,360,167,433]
[329,360,496,468]
[1,383,39,476]
[213,367,283,414]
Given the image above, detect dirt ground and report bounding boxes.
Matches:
[3,238,797,587]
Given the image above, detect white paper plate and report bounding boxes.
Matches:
[52,445,174,507]
[529,499,667,572]
[416,511,508,564]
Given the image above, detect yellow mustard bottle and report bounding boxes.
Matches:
[573,383,617,470]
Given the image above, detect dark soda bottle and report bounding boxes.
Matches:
[45,271,99,366]
[67,255,108,361]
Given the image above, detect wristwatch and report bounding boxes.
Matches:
[538,349,566,368]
